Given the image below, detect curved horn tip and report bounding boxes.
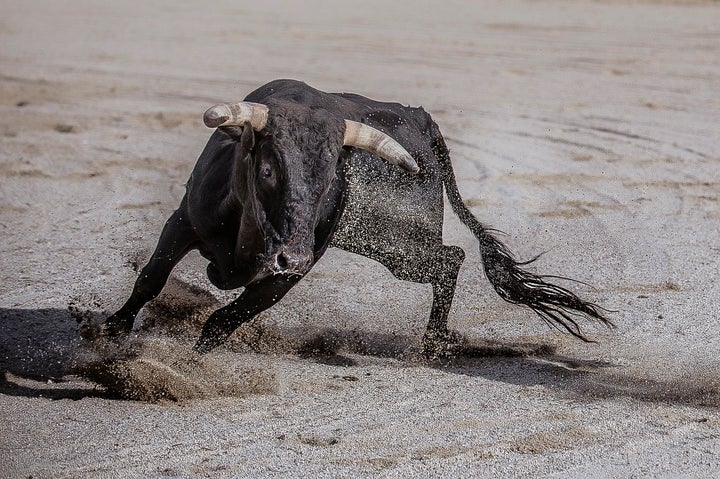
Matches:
[398,157,420,174]
[203,106,229,128]
[343,119,420,174]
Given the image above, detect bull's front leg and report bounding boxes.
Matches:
[192,274,302,354]
[102,207,198,337]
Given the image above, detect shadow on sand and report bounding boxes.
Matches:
[1,306,718,408]
[0,307,108,400]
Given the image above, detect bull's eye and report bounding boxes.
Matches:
[257,155,277,189]
[261,166,273,179]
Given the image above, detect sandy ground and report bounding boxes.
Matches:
[2,0,720,477]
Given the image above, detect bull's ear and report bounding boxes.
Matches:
[219,121,255,152]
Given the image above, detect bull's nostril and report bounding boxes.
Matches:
[275,252,288,270]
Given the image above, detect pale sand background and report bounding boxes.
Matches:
[1,0,719,477]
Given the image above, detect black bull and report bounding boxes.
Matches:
[103,79,611,355]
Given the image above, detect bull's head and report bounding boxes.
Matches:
[203,100,419,280]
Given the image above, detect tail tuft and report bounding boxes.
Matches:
[479,233,613,341]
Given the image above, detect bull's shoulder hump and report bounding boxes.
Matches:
[245,79,341,108]
[244,79,311,101]
[241,79,437,130]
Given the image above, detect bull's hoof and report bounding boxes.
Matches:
[422,329,463,360]
[191,337,215,355]
[192,328,229,355]
[97,312,134,339]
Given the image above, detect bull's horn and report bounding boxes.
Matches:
[203,102,269,131]
[343,120,419,174]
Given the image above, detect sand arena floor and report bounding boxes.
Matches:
[1,1,719,477]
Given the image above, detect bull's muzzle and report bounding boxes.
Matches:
[270,249,313,276]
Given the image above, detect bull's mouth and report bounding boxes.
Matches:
[272,270,305,278]
[250,265,306,284]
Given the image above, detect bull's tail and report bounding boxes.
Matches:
[432,134,613,340]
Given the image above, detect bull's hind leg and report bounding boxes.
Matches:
[103,207,197,336]
[193,274,302,354]
[422,245,466,355]
[347,242,466,358]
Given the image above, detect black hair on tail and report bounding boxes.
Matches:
[476,231,613,340]
[432,134,613,340]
